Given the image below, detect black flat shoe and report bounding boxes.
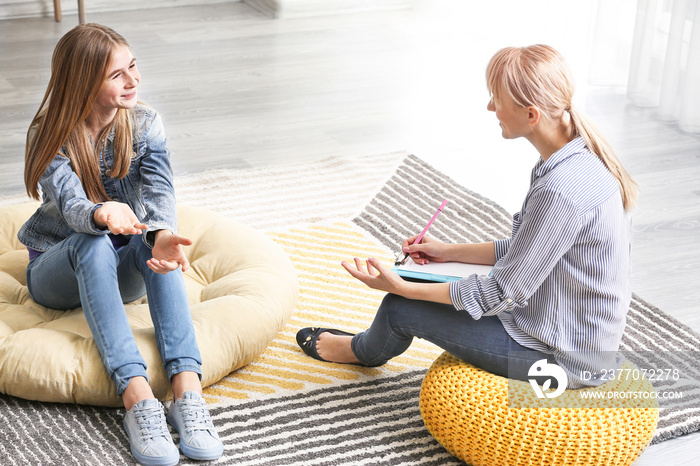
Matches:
[296,327,356,363]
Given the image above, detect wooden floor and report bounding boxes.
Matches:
[0,3,698,462]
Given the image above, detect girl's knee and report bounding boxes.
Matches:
[69,234,119,265]
[72,233,116,252]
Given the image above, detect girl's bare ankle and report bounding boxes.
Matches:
[122,376,154,411]
[171,371,203,401]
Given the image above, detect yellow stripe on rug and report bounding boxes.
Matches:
[203,221,445,404]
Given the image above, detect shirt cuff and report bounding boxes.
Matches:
[88,203,108,234]
[449,273,519,320]
[493,238,511,261]
[145,230,157,248]
[143,225,176,248]
[449,280,467,311]
[449,277,486,320]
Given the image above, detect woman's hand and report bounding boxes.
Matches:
[342,256,453,304]
[341,257,406,295]
[148,230,193,274]
[401,235,451,265]
[94,201,147,235]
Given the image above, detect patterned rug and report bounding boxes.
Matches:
[1,151,699,464]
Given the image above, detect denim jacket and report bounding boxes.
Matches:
[18,104,178,252]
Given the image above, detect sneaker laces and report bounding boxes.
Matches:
[134,404,170,442]
[177,398,215,435]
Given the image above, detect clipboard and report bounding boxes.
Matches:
[392,257,493,283]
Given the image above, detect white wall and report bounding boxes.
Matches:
[397,0,602,212]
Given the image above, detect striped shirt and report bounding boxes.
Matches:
[449,137,631,388]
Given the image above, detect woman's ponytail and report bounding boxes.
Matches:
[568,106,638,210]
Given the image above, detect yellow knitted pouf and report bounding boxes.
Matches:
[420,352,658,466]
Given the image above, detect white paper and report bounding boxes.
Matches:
[396,257,493,278]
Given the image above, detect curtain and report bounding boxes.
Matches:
[591,0,700,133]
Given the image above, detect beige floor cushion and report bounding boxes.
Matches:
[0,202,298,407]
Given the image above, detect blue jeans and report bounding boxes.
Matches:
[351,294,551,381]
[26,233,202,396]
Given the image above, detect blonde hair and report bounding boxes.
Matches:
[24,23,134,202]
[486,44,638,210]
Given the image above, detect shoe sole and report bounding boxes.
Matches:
[179,442,224,461]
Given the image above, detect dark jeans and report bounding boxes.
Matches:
[351,293,551,381]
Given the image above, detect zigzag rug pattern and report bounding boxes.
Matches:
[1,152,698,464]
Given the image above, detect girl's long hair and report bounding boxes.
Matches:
[485,44,638,210]
[24,23,133,202]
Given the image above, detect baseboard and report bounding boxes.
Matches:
[0,0,236,21]
[243,0,411,19]
[1,0,410,22]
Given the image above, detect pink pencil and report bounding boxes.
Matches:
[399,199,448,265]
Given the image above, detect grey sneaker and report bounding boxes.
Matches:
[123,398,180,466]
[166,391,223,460]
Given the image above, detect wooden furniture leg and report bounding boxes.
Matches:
[53,0,62,22]
[78,0,86,24]
[52,0,85,23]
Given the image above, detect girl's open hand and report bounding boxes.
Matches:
[341,257,405,295]
[148,231,193,274]
[94,201,147,235]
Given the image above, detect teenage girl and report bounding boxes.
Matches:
[19,24,223,466]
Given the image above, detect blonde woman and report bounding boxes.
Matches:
[297,45,638,390]
[19,24,222,465]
